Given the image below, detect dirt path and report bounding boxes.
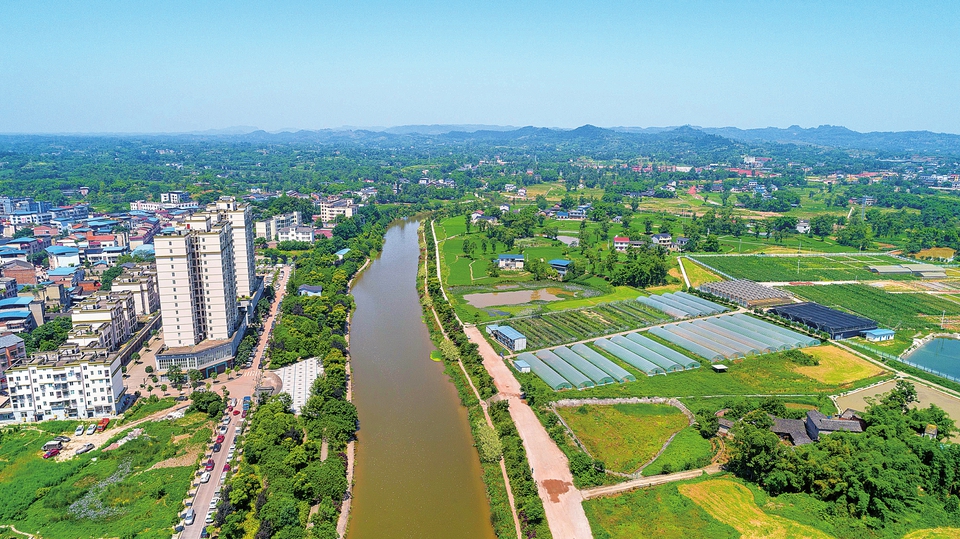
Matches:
[580,464,723,501]
[465,326,593,539]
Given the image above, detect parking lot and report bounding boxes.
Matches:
[274,358,323,414]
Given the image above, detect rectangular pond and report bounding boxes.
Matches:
[903,338,960,381]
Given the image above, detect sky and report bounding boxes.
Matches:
[1,1,958,134]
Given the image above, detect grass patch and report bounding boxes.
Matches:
[118,397,178,424]
[680,257,722,287]
[792,344,888,385]
[641,427,715,476]
[678,479,832,539]
[903,528,960,539]
[584,479,738,539]
[556,403,688,473]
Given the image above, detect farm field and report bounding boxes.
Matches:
[0,413,210,539]
[715,234,859,255]
[556,403,689,474]
[640,426,715,476]
[497,299,671,350]
[785,284,960,331]
[679,257,722,287]
[678,479,832,539]
[792,344,889,385]
[689,253,912,282]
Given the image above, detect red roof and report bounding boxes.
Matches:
[614,236,629,242]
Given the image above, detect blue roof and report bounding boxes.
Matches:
[0,249,27,256]
[104,246,128,252]
[862,328,895,337]
[491,325,526,341]
[335,248,351,256]
[513,359,530,369]
[0,297,34,308]
[7,238,35,244]
[46,246,79,255]
[0,310,32,320]
[133,244,155,254]
[498,254,524,260]
[86,219,118,227]
[48,267,80,276]
[548,259,571,267]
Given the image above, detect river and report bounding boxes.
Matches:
[347,220,496,539]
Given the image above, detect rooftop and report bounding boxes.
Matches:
[0,297,35,308]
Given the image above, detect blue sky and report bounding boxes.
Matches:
[1,1,957,133]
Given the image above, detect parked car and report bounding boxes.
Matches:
[85,424,97,435]
[43,448,60,459]
[200,471,211,483]
[223,464,231,472]
[54,435,71,443]
[43,440,64,451]
[74,424,85,436]
[209,498,219,510]
[213,443,222,453]
[184,508,196,526]
[233,409,241,415]
[204,459,215,471]
[218,425,228,434]
[200,526,209,538]
[241,410,247,418]
[205,511,215,524]
[75,443,95,455]
[215,434,225,444]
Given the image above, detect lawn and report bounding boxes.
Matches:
[678,479,832,539]
[117,396,178,424]
[792,344,888,385]
[556,403,689,473]
[689,253,912,282]
[785,284,960,332]
[0,413,211,539]
[640,426,715,476]
[679,257,721,288]
[903,529,960,539]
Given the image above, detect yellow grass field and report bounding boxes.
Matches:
[680,258,722,287]
[557,403,688,473]
[679,479,832,539]
[902,528,960,539]
[792,345,888,385]
[915,247,956,260]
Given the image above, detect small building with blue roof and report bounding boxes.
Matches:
[486,324,527,352]
[46,245,81,269]
[548,259,572,277]
[497,254,525,270]
[861,328,895,342]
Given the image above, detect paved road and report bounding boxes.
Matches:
[465,326,593,539]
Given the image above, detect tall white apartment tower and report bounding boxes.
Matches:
[213,197,257,299]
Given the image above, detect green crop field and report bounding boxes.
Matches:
[557,403,689,473]
[493,299,671,350]
[689,253,912,282]
[785,284,960,331]
[640,426,715,476]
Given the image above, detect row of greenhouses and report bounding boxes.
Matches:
[649,314,819,362]
[637,291,728,319]
[514,342,640,390]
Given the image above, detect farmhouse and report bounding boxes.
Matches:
[700,279,794,308]
[486,324,527,352]
[768,302,877,339]
[613,236,630,252]
[497,254,525,270]
[549,259,572,277]
[805,409,864,441]
[796,220,811,234]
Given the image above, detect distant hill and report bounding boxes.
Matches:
[379,124,519,135]
[699,125,960,154]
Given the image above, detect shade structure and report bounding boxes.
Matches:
[660,324,744,359]
[515,352,573,390]
[648,327,725,362]
[551,346,616,385]
[673,291,730,313]
[610,335,683,372]
[675,322,759,356]
[637,296,689,319]
[623,333,701,369]
[592,339,667,375]
[708,317,796,351]
[731,314,820,347]
[569,344,637,382]
[768,302,876,339]
[536,350,595,389]
[661,293,720,315]
[689,319,776,354]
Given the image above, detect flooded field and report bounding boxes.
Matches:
[463,287,567,308]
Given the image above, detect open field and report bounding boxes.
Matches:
[0,413,210,539]
[793,344,889,385]
[715,234,861,255]
[557,403,688,474]
[678,479,832,539]
[640,426,715,476]
[496,300,671,350]
[836,379,960,426]
[786,284,960,331]
[915,247,956,260]
[690,253,912,282]
[679,257,721,287]
[903,529,960,539]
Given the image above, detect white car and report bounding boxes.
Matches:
[200,471,211,484]
[85,424,96,435]
[205,511,215,524]
[74,424,85,436]
[210,498,219,509]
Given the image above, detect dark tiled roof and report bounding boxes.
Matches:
[772,418,813,445]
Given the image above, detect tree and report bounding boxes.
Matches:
[810,214,835,240]
[701,234,721,252]
[166,364,187,390]
[189,369,204,388]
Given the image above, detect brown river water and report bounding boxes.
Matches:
[346,220,496,539]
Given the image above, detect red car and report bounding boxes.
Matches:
[232,409,240,415]
[241,410,247,418]
[204,459,215,471]
[43,448,60,459]
[216,435,225,444]
[226,406,233,413]
[223,464,231,472]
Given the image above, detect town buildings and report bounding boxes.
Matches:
[255,211,302,240]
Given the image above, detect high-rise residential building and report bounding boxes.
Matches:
[213,197,257,299]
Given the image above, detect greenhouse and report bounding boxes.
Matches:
[661,292,723,316]
[593,338,667,375]
[648,327,725,362]
[535,350,595,389]
[636,296,690,319]
[673,291,730,313]
[689,319,776,354]
[659,324,744,359]
[730,314,820,347]
[708,317,796,351]
[610,335,684,372]
[569,343,637,382]
[623,333,702,369]
[515,352,573,390]
[676,322,761,355]
[551,346,616,385]
[768,302,877,339]
[654,294,713,317]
